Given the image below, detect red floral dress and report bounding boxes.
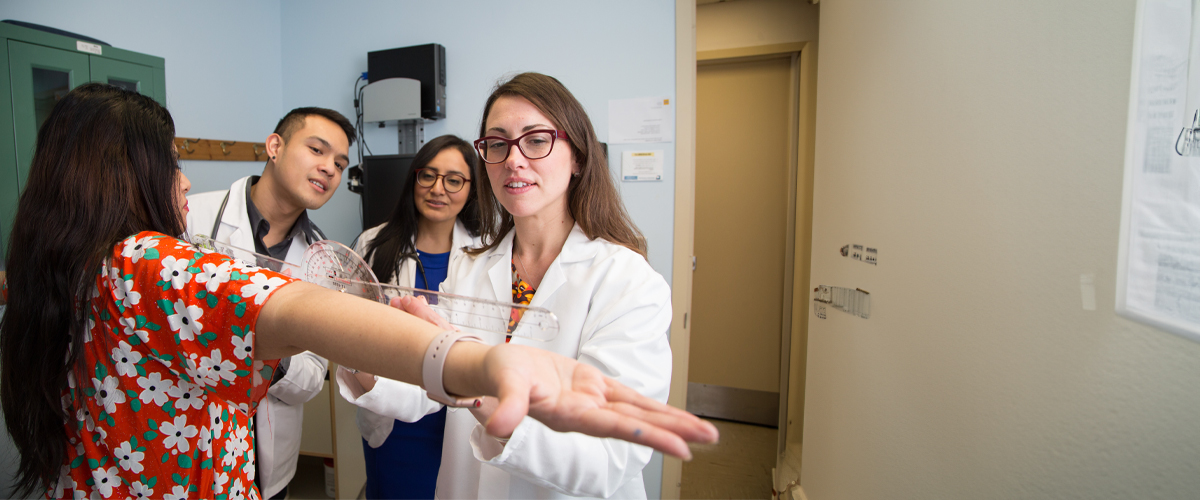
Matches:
[50,232,296,500]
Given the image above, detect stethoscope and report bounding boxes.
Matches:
[399,251,432,290]
[209,189,327,248]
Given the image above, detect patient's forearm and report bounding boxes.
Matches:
[256,281,490,398]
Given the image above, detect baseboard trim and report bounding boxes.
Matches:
[686,382,779,427]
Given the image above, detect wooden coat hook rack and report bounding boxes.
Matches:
[175,137,267,162]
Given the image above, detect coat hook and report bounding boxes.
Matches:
[220,141,236,155]
[253,144,265,158]
[181,138,199,154]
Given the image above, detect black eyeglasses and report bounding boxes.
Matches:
[415,167,471,193]
[473,129,569,164]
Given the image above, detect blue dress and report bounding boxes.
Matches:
[362,250,450,499]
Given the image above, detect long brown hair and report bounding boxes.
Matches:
[471,72,647,257]
[1,83,184,496]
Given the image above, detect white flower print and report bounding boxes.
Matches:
[91,376,126,414]
[159,256,192,289]
[168,380,206,411]
[230,331,254,360]
[96,425,107,442]
[252,360,265,387]
[163,485,189,500]
[120,279,141,309]
[212,471,229,494]
[118,316,150,344]
[221,439,239,468]
[159,414,198,454]
[166,299,204,341]
[114,440,144,473]
[195,260,232,293]
[208,404,224,437]
[110,341,142,377]
[120,236,158,263]
[240,273,287,305]
[242,458,255,481]
[197,424,212,453]
[136,372,173,407]
[78,407,95,431]
[52,464,76,499]
[129,480,153,499]
[228,478,246,500]
[183,355,207,387]
[198,349,237,385]
[90,465,119,498]
[231,425,250,456]
[230,259,261,273]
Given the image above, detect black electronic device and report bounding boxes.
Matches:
[360,154,416,231]
[368,43,446,120]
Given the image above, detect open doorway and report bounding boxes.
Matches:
[678,42,815,499]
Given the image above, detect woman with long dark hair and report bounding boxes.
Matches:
[0,83,715,499]
[343,135,482,499]
[340,72,674,500]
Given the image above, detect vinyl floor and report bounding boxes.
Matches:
[680,418,778,500]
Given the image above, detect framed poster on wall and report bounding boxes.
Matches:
[1116,0,1200,343]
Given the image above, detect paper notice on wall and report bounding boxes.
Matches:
[622,150,664,181]
[1115,0,1200,343]
[608,97,673,144]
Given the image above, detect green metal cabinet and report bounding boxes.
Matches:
[0,22,165,257]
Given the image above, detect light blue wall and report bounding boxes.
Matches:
[0,1,284,497]
[0,0,285,200]
[278,4,677,493]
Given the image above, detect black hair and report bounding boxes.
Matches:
[363,135,481,283]
[274,106,357,147]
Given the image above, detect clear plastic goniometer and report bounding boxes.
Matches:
[302,241,558,341]
[191,235,302,278]
[302,240,385,302]
[323,278,559,341]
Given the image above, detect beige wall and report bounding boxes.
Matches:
[802,1,1200,499]
[697,0,818,52]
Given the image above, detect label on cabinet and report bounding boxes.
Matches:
[76,41,102,55]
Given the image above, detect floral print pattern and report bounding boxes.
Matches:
[51,232,295,500]
[509,262,536,342]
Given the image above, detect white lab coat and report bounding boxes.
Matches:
[337,225,672,499]
[346,220,480,447]
[185,175,329,499]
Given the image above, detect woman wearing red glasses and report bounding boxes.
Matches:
[341,135,482,499]
[340,72,674,499]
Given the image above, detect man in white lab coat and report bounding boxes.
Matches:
[186,107,354,500]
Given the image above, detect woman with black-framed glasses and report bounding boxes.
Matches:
[344,135,481,499]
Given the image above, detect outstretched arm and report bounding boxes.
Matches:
[254,282,717,458]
